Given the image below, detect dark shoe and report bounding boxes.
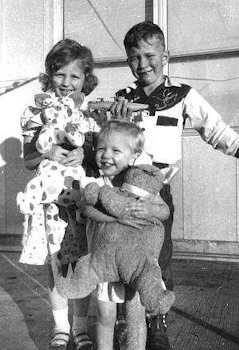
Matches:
[73,332,93,350]
[146,314,171,350]
[114,318,127,350]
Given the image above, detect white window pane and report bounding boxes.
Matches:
[64,0,146,61]
[168,0,239,55]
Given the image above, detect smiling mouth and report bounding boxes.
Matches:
[138,70,152,75]
[59,89,73,96]
[102,163,113,167]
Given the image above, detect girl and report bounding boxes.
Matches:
[19,39,98,350]
[83,120,170,350]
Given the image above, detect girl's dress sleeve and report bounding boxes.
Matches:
[21,104,43,137]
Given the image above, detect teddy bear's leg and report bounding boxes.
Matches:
[36,125,55,153]
[64,124,85,148]
[16,177,43,215]
[45,203,67,251]
[55,247,118,299]
[54,254,100,299]
[37,161,66,204]
[130,259,175,315]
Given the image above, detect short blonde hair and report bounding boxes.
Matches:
[97,120,145,154]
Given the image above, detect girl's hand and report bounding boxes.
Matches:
[109,97,132,120]
[45,144,69,162]
[61,147,84,167]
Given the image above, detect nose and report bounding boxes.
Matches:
[62,75,70,87]
[138,56,147,69]
[102,148,111,159]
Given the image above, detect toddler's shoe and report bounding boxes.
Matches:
[146,314,171,350]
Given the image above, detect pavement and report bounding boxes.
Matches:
[1,249,239,350]
[0,251,97,350]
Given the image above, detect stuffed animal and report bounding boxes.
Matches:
[17,92,100,215]
[34,92,88,153]
[16,92,100,254]
[56,164,175,315]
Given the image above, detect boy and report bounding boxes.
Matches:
[110,21,239,350]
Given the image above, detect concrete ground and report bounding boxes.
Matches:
[0,251,239,350]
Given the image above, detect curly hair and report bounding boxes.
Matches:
[40,39,98,95]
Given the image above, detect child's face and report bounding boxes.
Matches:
[51,59,85,97]
[126,36,168,90]
[95,131,137,179]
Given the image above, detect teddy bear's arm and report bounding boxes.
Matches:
[84,205,117,223]
[99,185,140,219]
[99,185,168,226]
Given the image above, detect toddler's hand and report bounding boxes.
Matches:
[61,147,84,167]
[127,200,155,220]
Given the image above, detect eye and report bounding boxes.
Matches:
[54,73,64,78]
[113,148,121,154]
[97,147,104,152]
[129,56,138,63]
[72,75,81,80]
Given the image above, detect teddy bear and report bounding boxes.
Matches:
[56,164,175,315]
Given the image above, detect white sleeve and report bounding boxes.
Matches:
[184,88,239,156]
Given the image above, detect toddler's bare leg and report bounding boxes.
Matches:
[96,299,117,350]
[125,291,146,350]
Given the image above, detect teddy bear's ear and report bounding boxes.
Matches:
[134,164,158,174]
[35,93,52,107]
[68,92,85,108]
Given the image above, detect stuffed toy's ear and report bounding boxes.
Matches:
[84,182,101,205]
[134,164,160,175]
[35,93,52,107]
[68,91,85,108]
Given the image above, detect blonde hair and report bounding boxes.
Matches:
[97,120,145,154]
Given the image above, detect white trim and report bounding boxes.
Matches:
[53,0,64,44]
[43,0,64,59]
[153,0,169,75]
[153,0,168,48]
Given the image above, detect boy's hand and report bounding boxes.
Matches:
[110,97,133,120]
[61,147,84,167]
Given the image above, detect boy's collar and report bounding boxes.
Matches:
[133,76,181,89]
[164,76,181,88]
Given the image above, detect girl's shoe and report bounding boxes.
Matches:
[73,332,93,350]
[50,332,70,350]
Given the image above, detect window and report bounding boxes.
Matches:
[63,0,153,62]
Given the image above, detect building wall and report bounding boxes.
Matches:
[1,0,239,260]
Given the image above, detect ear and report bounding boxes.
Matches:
[68,91,85,108]
[128,152,141,166]
[162,50,169,66]
[34,93,51,107]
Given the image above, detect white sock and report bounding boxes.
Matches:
[52,307,70,334]
[72,315,88,337]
